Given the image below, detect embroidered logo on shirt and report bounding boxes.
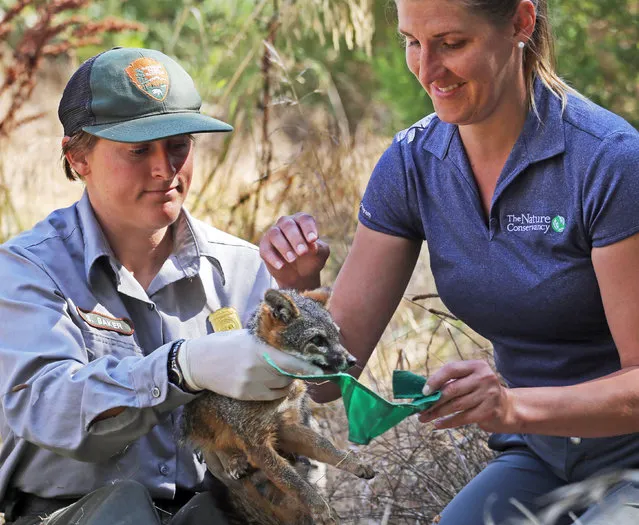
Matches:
[77,307,135,336]
[551,216,566,233]
[124,57,169,101]
[505,213,567,234]
[359,202,372,219]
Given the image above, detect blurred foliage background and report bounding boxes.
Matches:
[0,1,636,522]
[12,0,634,135]
[91,0,638,130]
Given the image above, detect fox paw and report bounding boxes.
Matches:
[353,463,376,480]
[226,453,250,479]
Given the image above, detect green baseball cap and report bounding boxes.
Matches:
[58,47,232,143]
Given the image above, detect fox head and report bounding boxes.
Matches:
[250,288,357,373]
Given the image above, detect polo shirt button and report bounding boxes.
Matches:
[159,464,170,476]
[148,303,155,311]
[151,386,161,398]
[570,437,582,445]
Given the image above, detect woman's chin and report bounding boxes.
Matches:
[142,207,182,232]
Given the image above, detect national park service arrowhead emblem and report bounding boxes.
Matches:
[125,57,169,101]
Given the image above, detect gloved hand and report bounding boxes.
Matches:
[177,329,323,400]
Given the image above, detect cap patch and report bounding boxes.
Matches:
[125,57,169,101]
[77,306,135,336]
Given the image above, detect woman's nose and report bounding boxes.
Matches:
[151,145,176,178]
[418,48,445,88]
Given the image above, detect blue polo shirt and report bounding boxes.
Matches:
[359,80,639,480]
[360,80,639,389]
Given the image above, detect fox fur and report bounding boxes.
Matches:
[181,288,375,525]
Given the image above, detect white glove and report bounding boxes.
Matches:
[177,329,323,400]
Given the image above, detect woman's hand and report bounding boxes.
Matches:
[418,360,516,433]
[259,213,330,290]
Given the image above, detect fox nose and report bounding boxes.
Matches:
[346,355,357,368]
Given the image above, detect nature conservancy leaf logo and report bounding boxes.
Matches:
[551,215,566,233]
[125,57,169,101]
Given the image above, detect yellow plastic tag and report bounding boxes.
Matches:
[209,307,242,332]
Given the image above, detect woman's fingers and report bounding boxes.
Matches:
[419,360,507,429]
[259,231,291,270]
[290,212,319,243]
[424,360,482,394]
[259,213,329,288]
[419,391,481,423]
[259,214,327,267]
[419,376,479,421]
[275,214,315,258]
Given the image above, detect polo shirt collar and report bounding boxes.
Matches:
[420,116,455,161]
[421,77,566,165]
[520,78,566,163]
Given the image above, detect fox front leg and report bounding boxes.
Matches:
[278,424,375,480]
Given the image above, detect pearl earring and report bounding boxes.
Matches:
[518,41,525,49]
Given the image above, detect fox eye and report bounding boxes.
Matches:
[310,335,326,347]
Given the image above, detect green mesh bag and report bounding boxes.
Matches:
[265,355,441,445]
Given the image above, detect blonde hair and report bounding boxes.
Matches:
[61,131,98,181]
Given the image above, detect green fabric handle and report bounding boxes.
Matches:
[264,354,441,445]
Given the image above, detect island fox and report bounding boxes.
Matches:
[182,288,375,525]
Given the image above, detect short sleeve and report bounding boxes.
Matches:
[358,138,425,240]
[583,132,639,247]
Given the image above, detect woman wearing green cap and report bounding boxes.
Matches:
[260,0,639,523]
[0,47,324,525]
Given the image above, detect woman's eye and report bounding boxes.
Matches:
[171,141,189,150]
[443,40,466,50]
[130,146,148,156]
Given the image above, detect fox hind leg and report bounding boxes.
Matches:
[246,442,340,524]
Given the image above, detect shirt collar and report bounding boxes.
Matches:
[178,209,226,285]
[78,191,225,288]
[520,78,566,163]
[77,191,117,284]
[421,77,566,164]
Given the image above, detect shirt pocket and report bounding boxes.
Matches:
[81,329,143,361]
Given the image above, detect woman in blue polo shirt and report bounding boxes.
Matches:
[259,0,639,523]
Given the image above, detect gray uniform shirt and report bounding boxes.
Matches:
[0,192,274,501]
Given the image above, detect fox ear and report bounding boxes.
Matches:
[301,287,331,307]
[264,289,300,324]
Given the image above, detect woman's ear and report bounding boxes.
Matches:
[62,136,90,177]
[513,0,536,44]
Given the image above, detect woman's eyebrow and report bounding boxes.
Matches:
[398,29,465,38]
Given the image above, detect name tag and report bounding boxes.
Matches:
[77,306,135,336]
